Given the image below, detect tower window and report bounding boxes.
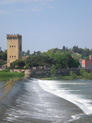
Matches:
[10,56,11,58]
[10,46,11,47]
[12,46,13,47]
[12,56,13,58]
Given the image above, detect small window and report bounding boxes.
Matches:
[12,46,13,47]
[14,56,16,58]
[12,56,13,58]
[14,45,16,47]
[10,45,11,47]
[10,56,11,58]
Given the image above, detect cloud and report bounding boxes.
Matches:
[14,5,44,16]
[0,0,55,15]
[48,5,54,9]
[0,0,54,4]
[0,10,11,15]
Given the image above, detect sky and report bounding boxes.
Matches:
[0,0,92,53]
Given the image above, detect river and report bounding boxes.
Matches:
[0,78,92,123]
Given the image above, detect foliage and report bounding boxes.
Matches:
[46,49,55,58]
[72,53,81,59]
[43,70,92,80]
[26,50,30,56]
[0,60,7,65]
[70,71,73,76]
[54,51,79,68]
[51,64,56,77]
[0,50,7,60]
[11,59,25,69]
[2,68,10,72]
[80,69,92,79]
[43,49,80,68]
[80,69,85,76]
[25,55,55,68]
[0,71,24,81]
[9,49,80,69]
[33,51,41,55]
[72,46,91,59]
[22,50,30,56]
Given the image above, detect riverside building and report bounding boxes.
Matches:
[79,55,92,69]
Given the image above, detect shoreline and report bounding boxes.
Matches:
[41,75,92,80]
[0,70,25,81]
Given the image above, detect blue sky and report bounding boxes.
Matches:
[0,0,92,53]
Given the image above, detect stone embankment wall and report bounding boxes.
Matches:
[25,69,80,78]
[25,69,51,78]
[10,68,92,78]
[10,69,25,73]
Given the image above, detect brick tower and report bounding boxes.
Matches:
[7,34,22,67]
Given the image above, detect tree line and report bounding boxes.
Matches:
[23,46,92,60]
[61,46,92,59]
[11,50,80,69]
[0,50,7,65]
[1,45,92,68]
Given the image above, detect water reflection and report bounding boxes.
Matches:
[0,79,17,100]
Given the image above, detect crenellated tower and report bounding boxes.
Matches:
[7,34,22,67]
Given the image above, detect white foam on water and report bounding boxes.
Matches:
[38,79,92,115]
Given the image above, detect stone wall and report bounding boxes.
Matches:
[25,69,80,78]
[10,69,25,73]
[10,68,92,78]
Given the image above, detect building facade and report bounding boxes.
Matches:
[7,34,22,67]
[89,55,92,60]
[79,59,92,69]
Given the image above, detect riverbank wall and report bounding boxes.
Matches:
[10,68,92,78]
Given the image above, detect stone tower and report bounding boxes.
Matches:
[7,34,22,67]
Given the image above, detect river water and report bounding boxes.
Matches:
[0,78,92,123]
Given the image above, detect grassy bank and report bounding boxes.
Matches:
[42,70,92,80]
[42,69,92,80]
[41,75,85,80]
[0,70,24,81]
[41,76,80,80]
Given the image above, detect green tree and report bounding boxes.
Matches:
[80,69,85,76]
[70,71,73,76]
[26,50,30,56]
[25,55,55,68]
[54,50,63,68]
[47,49,55,58]
[11,59,25,68]
[51,64,56,77]
[22,51,26,56]
[70,71,74,79]
[0,51,7,60]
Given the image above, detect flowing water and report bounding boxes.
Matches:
[38,79,92,122]
[0,78,92,123]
